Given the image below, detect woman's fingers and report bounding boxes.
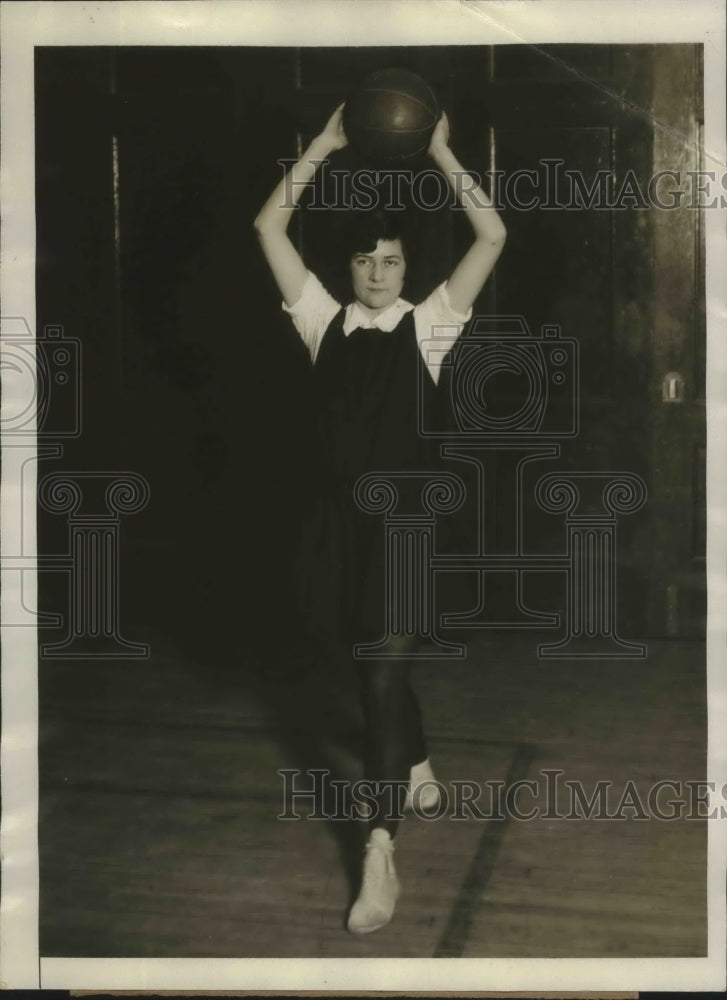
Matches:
[428,110,450,153]
[328,102,345,128]
[321,102,348,149]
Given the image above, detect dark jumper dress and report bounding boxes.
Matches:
[294,306,444,660]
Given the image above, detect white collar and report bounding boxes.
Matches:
[342,297,415,336]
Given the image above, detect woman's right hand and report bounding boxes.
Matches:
[317,103,348,153]
[254,102,346,308]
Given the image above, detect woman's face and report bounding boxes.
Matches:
[349,238,406,314]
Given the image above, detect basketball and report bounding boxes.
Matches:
[343,67,440,162]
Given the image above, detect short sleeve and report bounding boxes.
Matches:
[412,282,473,385]
[282,270,341,363]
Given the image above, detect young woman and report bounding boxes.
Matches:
[254,103,506,934]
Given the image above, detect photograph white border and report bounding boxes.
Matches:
[2,0,725,992]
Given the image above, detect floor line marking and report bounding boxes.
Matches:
[433,741,537,958]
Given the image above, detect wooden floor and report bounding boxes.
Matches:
[39,631,707,958]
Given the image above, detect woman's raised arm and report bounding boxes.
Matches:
[253,104,347,307]
[428,113,507,316]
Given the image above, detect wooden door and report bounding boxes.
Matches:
[482,44,705,638]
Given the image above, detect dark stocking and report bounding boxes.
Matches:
[356,643,427,838]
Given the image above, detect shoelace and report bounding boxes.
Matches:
[364,837,396,878]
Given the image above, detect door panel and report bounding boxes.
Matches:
[485,44,704,637]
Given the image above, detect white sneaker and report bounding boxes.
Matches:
[355,760,441,819]
[404,758,441,812]
[347,829,400,934]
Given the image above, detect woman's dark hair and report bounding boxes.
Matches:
[322,208,420,301]
[340,208,412,262]
[309,206,431,303]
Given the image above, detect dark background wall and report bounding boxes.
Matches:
[35,45,706,661]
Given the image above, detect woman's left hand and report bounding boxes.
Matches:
[428,111,450,157]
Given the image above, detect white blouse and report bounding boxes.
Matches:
[282,270,471,385]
